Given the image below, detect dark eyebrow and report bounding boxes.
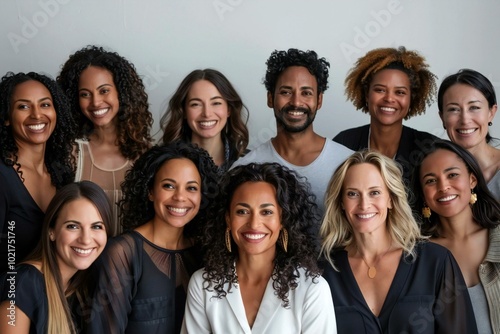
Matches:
[78,83,113,92]
[14,96,52,104]
[161,178,200,185]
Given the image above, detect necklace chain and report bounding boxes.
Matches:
[357,243,393,279]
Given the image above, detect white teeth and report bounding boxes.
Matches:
[357,213,376,219]
[199,121,216,127]
[73,247,92,254]
[92,108,108,116]
[289,111,305,116]
[27,123,46,131]
[168,207,188,213]
[457,129,476,134]
[244,234,265,240]
[438,195,457,202]
[380,107,396,112]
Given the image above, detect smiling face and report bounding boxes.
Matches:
[342,163,393,236]
[50,198,107,281]
[267,66,323,133]
[185,79,229,143]
[419,149,477,219]
[78,66,120,128]
[440,83,497,151]
[149,158,202,229]
[226,181,282,259]
[367,69,411,127]
[8,80,56,147]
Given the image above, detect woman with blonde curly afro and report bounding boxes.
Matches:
[334,46,438,185]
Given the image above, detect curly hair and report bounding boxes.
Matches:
[201,162,321,308]
[320,150,424,269]
[57,45,153,160]
[438,69,497,143]
[119,141,219,236]
[160,69,249,159]
[345,46,437,120]
[0,72,76,187]
[411,140,500,237]
[264,48,330,96]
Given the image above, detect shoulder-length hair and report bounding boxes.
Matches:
[57,45,153,160]
[26,181,112,334]
[438,69,497,143]
[160,68,249,159]
[320,150,423,268]
[0,71,76,187]
[119,141,219,234]
[345,46,437,119]
[412,139,500,237]
[202,162,321,308]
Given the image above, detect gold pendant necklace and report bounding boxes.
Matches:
[358,243,392,279]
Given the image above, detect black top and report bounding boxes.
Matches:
[322,242,478,334]
[0,264,47,334]
[333,125,438,186]
[0,160,44,274]
[87,231,202,334]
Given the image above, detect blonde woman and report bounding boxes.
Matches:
[320,151,477,333]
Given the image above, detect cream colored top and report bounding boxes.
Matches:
[75,140,132,235]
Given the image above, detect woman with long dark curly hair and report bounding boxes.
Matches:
[182,163,336,333]
[161,68,249,175]
[413,140,500,333]
[88,142,218,334]
[57,45,153,235]
[0,71,76,274]
[334,46,438,186]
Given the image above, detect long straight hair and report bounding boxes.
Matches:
[25,181,112,333]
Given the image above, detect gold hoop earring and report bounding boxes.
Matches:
[470,190,478,205]
[422,204,431,219]
[225,228,232,253]
[280,228,288,253]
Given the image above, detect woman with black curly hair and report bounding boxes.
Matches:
[161,68,249,175]
[0,71,76,274]
[182,163,336,333]
[334,46,438,186]
[88,142,218,334]
[57,45,153,235]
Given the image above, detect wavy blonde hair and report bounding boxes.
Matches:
[320,150,424,268]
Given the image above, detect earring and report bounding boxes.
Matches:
[422,204,431,219]
[488,121,493,126]
[470,190,478,205]
[225,228,232,253]
[280,228,288,253]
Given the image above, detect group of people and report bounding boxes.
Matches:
[0,44,498,334]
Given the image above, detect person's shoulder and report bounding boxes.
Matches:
[231,140,274,168]
[414,241,452,262]
[334,124,369,139]
[403,125,439,141]
[325,139,354,156]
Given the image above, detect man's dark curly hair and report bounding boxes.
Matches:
[201,162,322,308]
[264,48,330,97]
[345,46,437,120]
[57,45,153,160]
[412,139,499,237]
[119,141,219,237]
[0,72,76,187]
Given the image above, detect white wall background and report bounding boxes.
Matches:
[1,0,499,148]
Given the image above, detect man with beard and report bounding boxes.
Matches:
[232,48,352,220]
